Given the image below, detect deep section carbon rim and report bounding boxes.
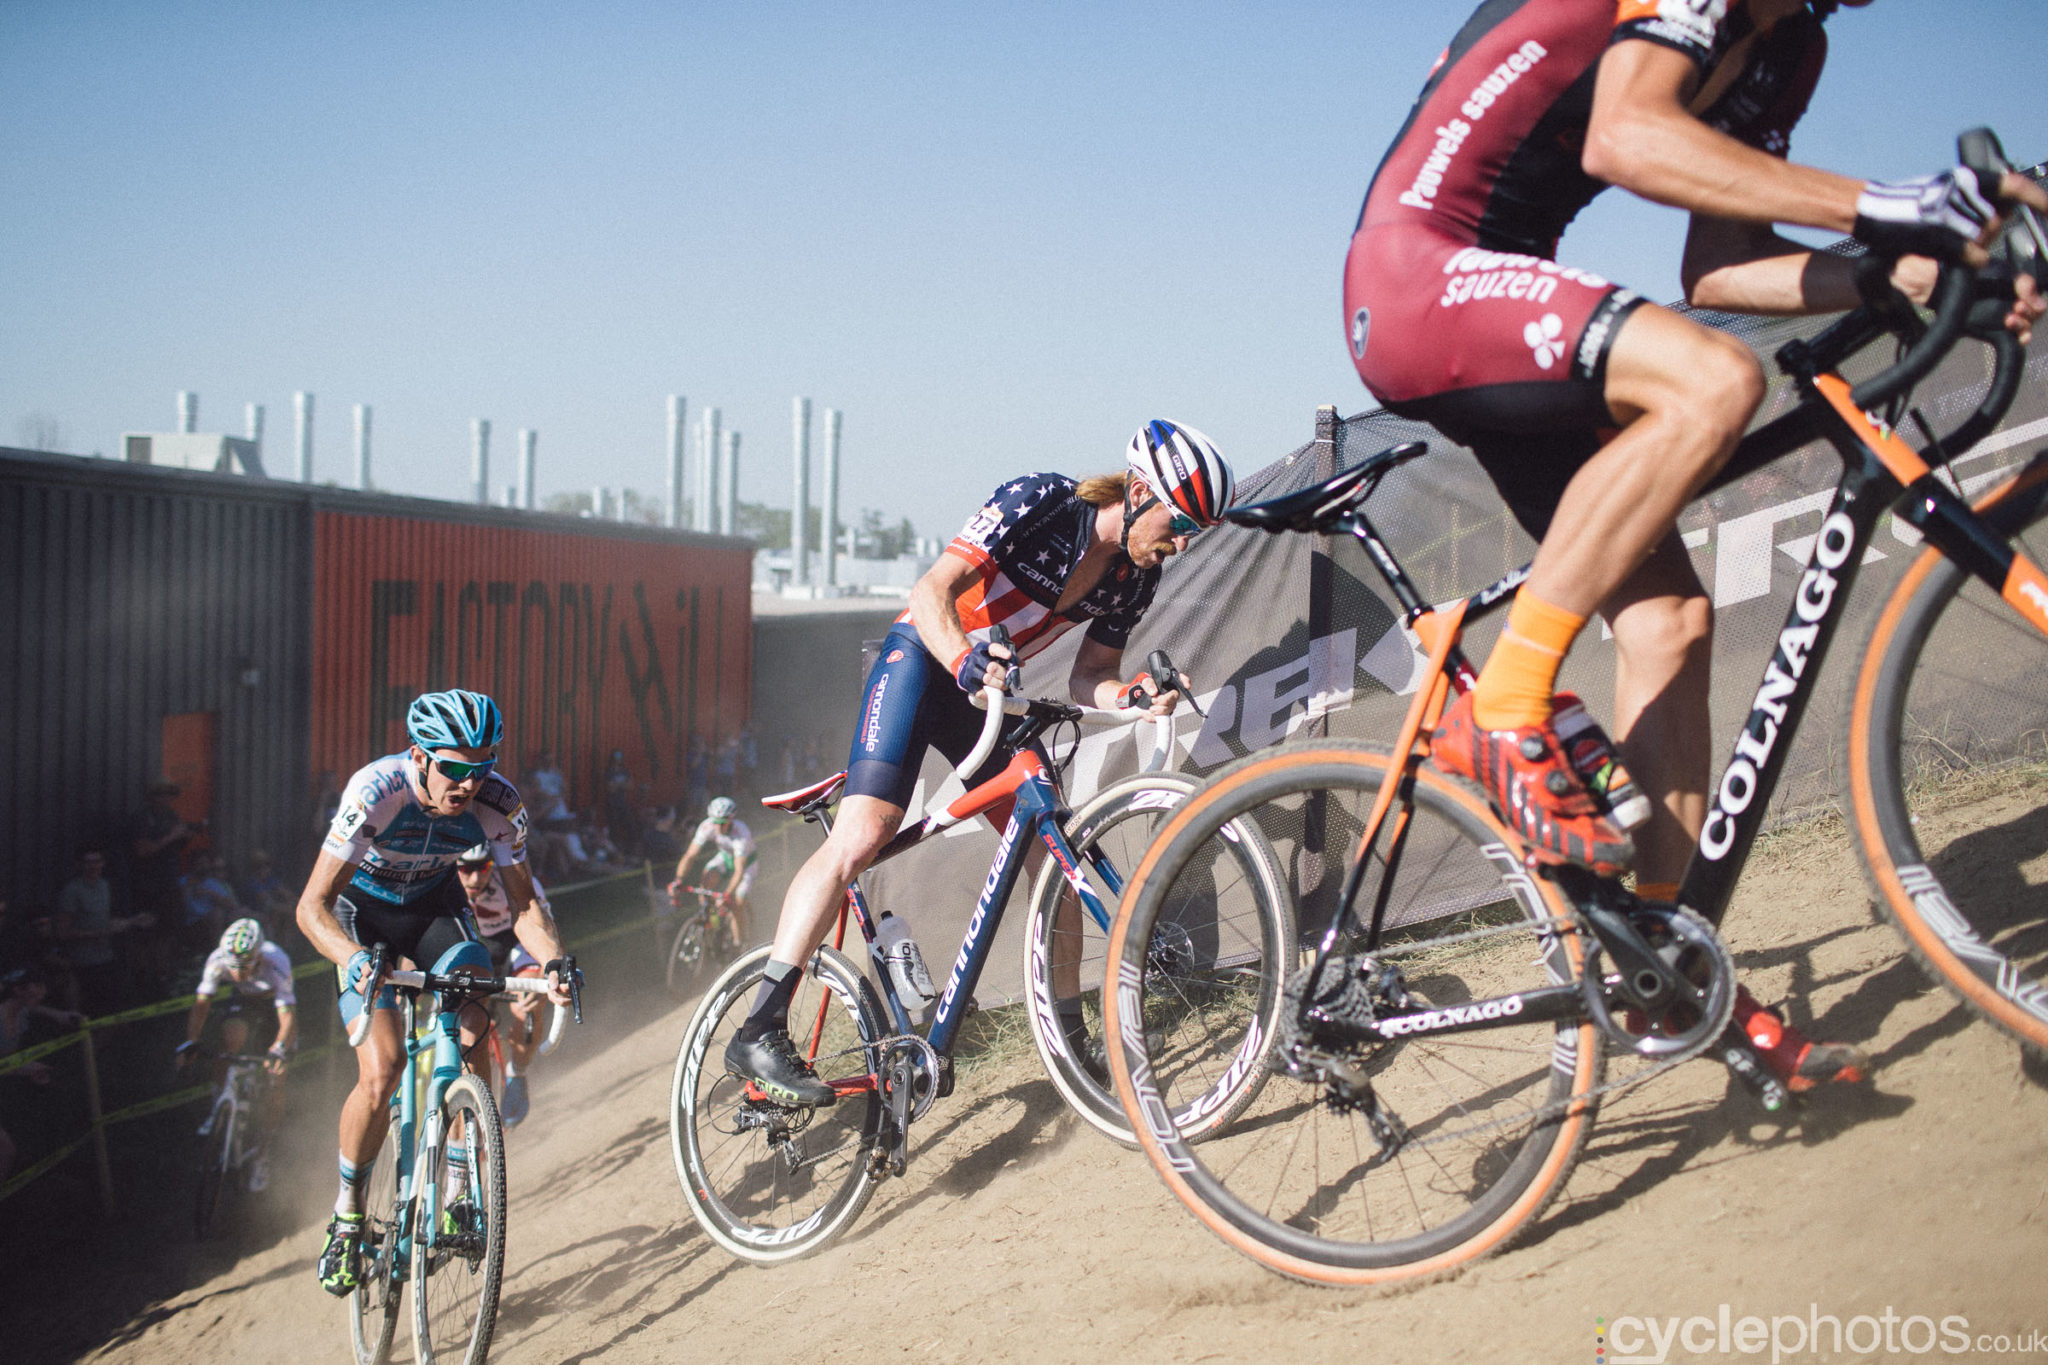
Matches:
[1110,742,1602,1282]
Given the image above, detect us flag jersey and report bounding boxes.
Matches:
[898,472,1159,658]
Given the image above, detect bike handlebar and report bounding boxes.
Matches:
[347,944,584,1048]
[1849,126,2038,413]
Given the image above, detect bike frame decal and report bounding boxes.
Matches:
[2000,555,2048,637]
[927,767,1064,1056]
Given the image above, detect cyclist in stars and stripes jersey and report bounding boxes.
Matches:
[724,421,1236,1106]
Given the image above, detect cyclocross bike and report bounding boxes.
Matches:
[189,1048,272,1239]
[1105,129,2048,1286]
[669,639,1293,1264]
[346,941,581,1365]
[662,883,747,995]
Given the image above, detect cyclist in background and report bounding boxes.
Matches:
[296,689,572,1296]
[1346,0,2046,1091]
[175,917,298,1192]
[670,796,757,940]
[454,843,550,1126]
[724,420,1231,1107]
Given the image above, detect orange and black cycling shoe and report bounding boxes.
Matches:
[1731,986,1870,1093]
[1430,689,1635,878]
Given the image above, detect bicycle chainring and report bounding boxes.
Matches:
[1579,902,1735,1060]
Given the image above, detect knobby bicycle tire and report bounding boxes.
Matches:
[1847,458,2048,1056]
[671,944,886,1263]
[192,1096,233,1240]
[350,1116,406,1365]
[1107,740,1603,1285]
[410,1074,507,1365]
[1023,771,1293,1147]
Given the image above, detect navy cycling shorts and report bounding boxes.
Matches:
[334,872,476,1024]
[844,623,1010,810]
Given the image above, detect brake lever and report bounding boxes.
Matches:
[1960,126,2048,286]
[1146,648,1207,719]
[563,953,584,1025]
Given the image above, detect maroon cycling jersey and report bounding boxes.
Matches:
[898,473,1158,660]
[1358,0,1827,257]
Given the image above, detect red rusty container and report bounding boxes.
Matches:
[311,507,751,813]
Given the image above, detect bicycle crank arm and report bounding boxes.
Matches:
[1559,874,1696,1009]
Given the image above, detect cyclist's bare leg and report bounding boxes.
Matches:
[1524,304,1763,618]
[338,1007,405,1182]
[768,794,905,967]
[1602,533,1714,887]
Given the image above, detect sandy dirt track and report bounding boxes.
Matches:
[27,814,2048,1365]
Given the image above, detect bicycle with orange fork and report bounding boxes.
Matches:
[1105,129,2048,1286]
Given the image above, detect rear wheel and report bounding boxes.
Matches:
[1023,772,1293,1146]
[1106,741,1602,1284]
[348,1116,405,1365]
[410,1075,507,1365]
[671,944,886,1263]
[1847,460,2048,1056]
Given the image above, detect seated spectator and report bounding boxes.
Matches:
[527,750,572,826]
[57,849,151,1015]
[640,798,682,865]
[603,750,640,856]
[182,853,244,951]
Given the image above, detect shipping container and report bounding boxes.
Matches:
[311,503,751,813]
[0,447,752,916]
[0,449,312,913]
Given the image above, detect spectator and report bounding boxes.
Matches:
[238,850,294,931]
[130,779,198,982]
[739,726,759,798]
[56,849,151,1014]
[640,795,682,865]
[713,735,740,803]
[527,750,571,825]
[182,852,244,949]
[0,966,81,1181]
[313,769,343,834]
[685,734,710,819]
[603,750,639,855]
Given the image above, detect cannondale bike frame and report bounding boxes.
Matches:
[1291,241,2048,1084]
[816,738,1116,1076]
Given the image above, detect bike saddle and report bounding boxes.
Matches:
[760,771,846,817]
[1224,442,1428,534]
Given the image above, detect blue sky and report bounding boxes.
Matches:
[5,1,2045,539]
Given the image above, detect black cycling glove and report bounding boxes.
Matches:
[952,639,1020,695]
[1853,166,1997,263]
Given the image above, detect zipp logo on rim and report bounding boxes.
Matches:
[1899,865,2048,1024]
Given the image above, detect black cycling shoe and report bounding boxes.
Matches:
[317,1212,366,1297]
[725,1029,837,1108]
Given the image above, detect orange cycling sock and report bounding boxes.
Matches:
[1635,881,1680,903]
[1472,590,1586,731]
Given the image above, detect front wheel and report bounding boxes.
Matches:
[1023,772,1293,1146]
[1106,741,1603,1285]
[192,1096,234,1239]
[410,1074,507,1365]
[666,914,708,995]
[671,944,885,1264]
[349,1112,405,1365]
[1847,460,2048,1056]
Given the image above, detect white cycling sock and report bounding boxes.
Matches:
[335,1155,373,1217]
[444,1143,471,1203]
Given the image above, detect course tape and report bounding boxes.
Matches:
[0,867,649,1199]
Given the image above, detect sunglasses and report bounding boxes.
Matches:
[1165,510,1204,539]
[430,754,497,783]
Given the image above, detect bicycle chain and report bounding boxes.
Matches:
[1285,912,1718,1158]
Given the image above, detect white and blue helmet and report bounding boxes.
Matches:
[1126,420,1235,527]
[406,689,504,753]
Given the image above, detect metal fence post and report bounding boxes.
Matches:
[77,1028,117,1218]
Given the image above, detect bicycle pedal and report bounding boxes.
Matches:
[1717,1027,1791,1112]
